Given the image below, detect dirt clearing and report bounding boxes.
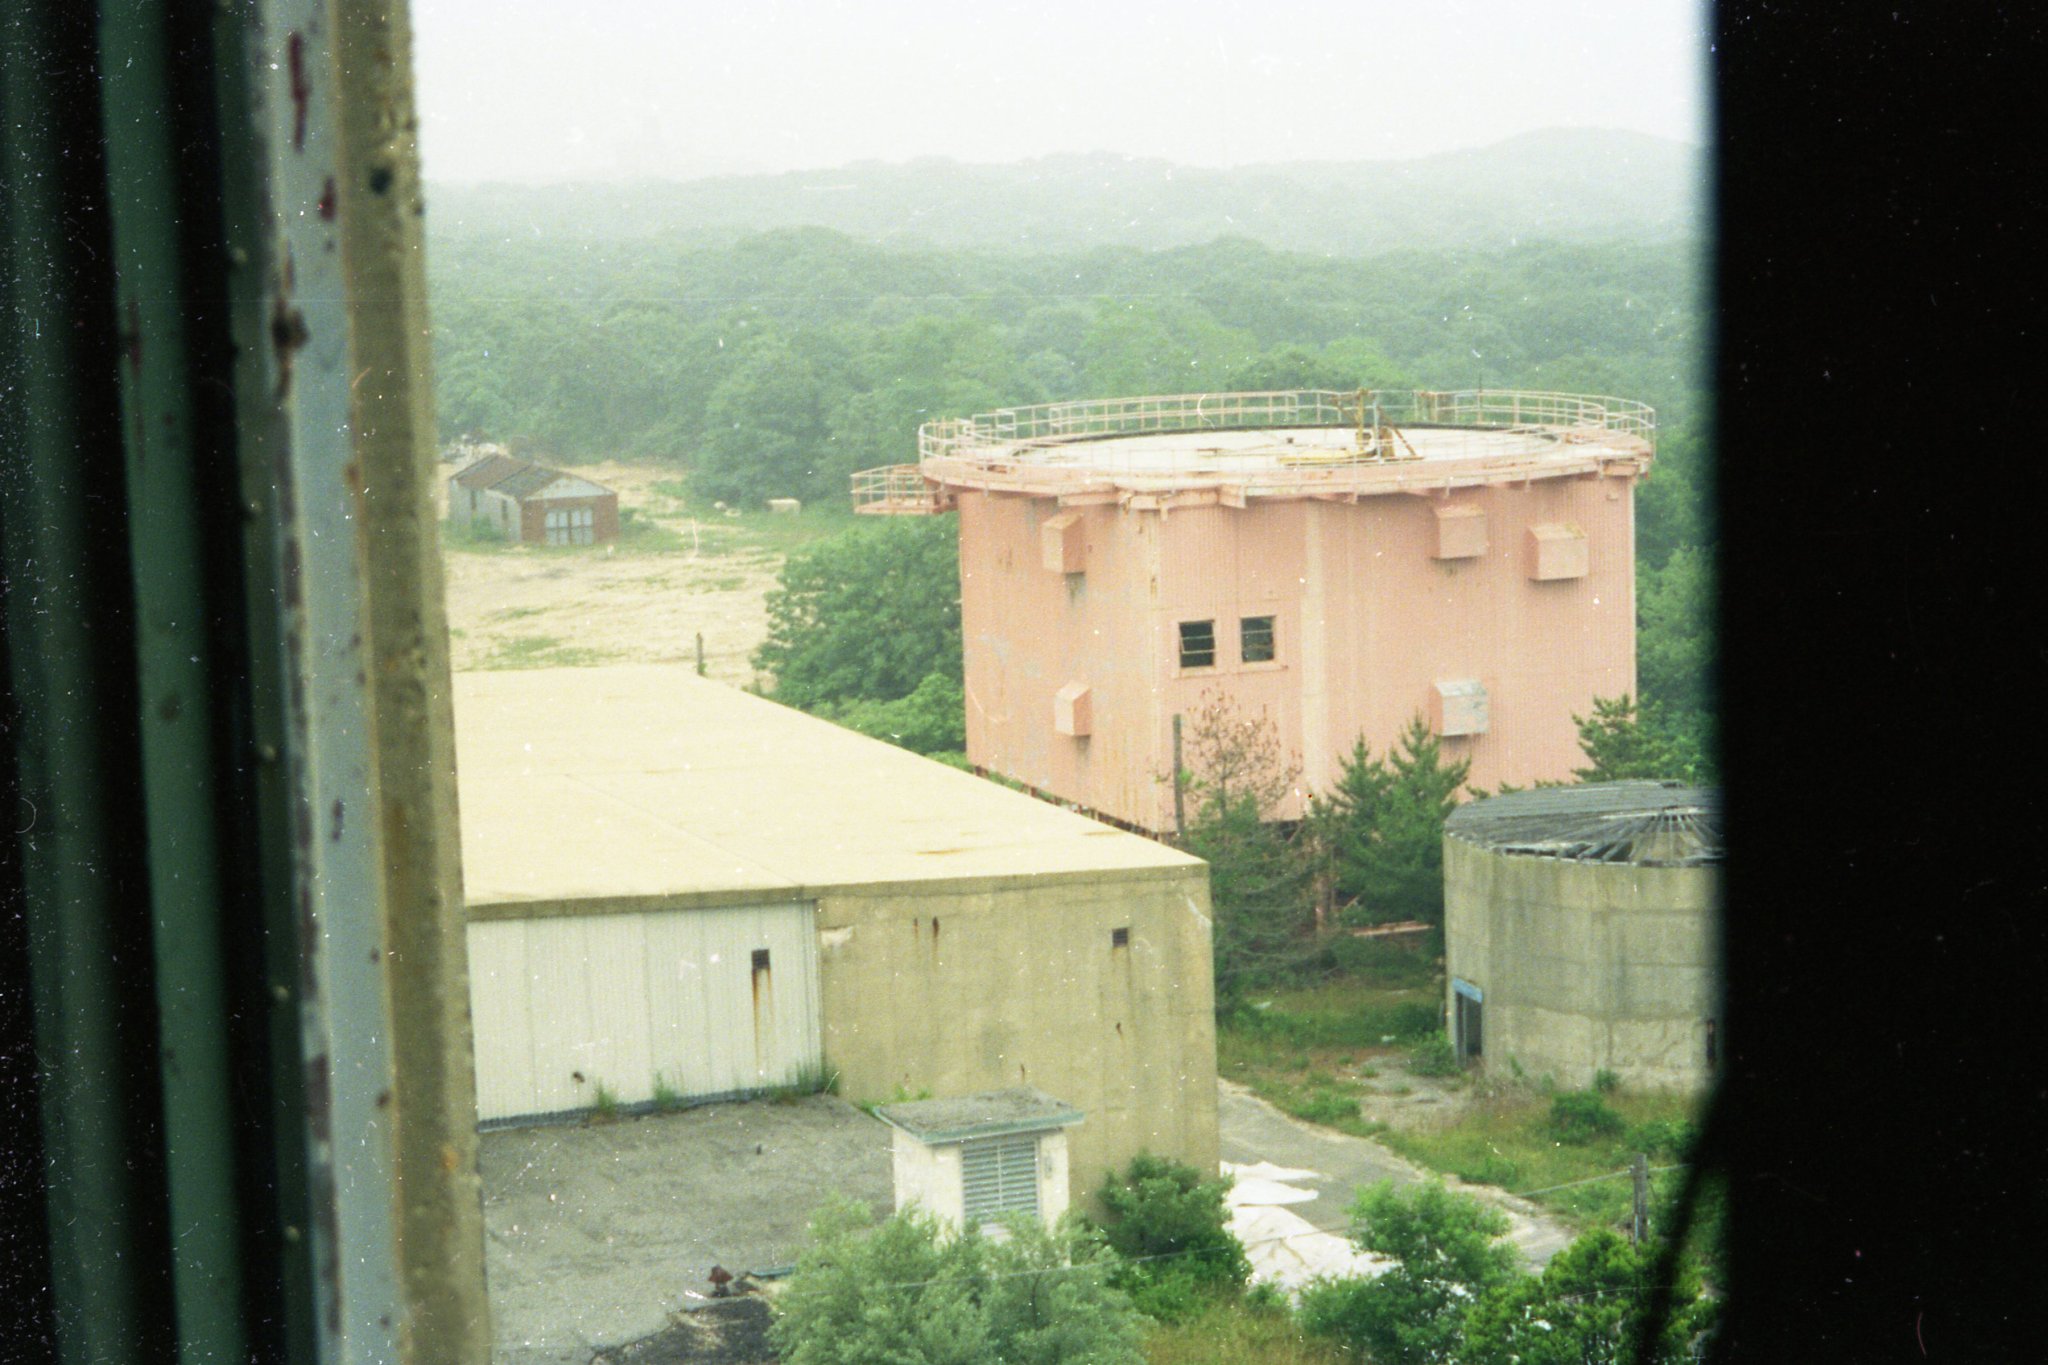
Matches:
[439,460,856,686]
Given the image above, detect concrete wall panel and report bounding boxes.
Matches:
[816,868,1217,1210]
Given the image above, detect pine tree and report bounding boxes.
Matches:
[1571,693,1709,784]
[1314,716,1470,931]
[1174,692,1316,1009]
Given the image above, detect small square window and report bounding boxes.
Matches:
[1112,927,1130,948]
[1177,620,1216,669]
[1240,615,1276,663]
[751,948,771,972]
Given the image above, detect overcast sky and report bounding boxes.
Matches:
[410,0,1710,184]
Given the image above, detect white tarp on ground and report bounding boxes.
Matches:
[1221,1160,1389,1293]
[1223,1160,1323,1188]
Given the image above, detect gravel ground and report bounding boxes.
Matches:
[480,1095,892,1365]
[591,1297,778,1365]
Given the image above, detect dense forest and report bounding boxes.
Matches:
[426,129,1704,256]
[426,156,1713,770]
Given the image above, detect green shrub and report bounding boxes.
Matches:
[1097,1154,1249,1320]
[814,671,966,756]
[1625,1116,1698,1158]
[771,1200,1145,1365]
[589,1081,619,1122]
[1547,1089,1625,1145]
[1319,935,1439,988]
[1288,1089,1360,1126]
[1593,1067,1621,1094]
[1299,1181,1520,1365]
[1405,1031,1459,1077]
[1112,1263,1210,1324]
[1462,1227,1717,1363]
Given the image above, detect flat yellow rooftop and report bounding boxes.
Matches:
[453,664,1198,909]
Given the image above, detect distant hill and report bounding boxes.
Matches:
[425,128,1705,257]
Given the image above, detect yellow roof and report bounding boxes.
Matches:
[453,664,1198,909]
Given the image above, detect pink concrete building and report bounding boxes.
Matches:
[854,390,1654,833]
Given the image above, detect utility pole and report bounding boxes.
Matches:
[1171,714,1186,838]
[1630,1152,1650,1246]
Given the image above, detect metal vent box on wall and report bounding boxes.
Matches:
[1525,523,1589,580]
[1433,679,1490,737]
[1432,503,1488,559]
[875,1088,1084,1234]
[1054,681,1093,737]
[1041,512,1086,573]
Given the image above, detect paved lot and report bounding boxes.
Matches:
[479,1095,892,1365]
[481,1082,1573,1364]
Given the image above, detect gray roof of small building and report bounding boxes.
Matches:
[452,452,531,492]
[1445,781,1721,866]
[872,1088,1085,1144]
[451,455,614,501]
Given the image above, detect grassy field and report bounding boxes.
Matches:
[1141,1299,1350,1365]
[1216,942,1705,1236]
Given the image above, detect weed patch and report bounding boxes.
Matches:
[477,634,607,669]
[1285,1089,1360,1126]
[588,1081,620,1123]
[1405,1030,1460,1078]
[440,518,514,552]
[1547,1090,1625,1145]
[1377,1086,1703,1232]
[1141,1296,1348,1365]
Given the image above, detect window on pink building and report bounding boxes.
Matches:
[1178,620,1216,669]
[1240,616,1276,664]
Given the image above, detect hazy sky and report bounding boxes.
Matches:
[410,0,1710,184]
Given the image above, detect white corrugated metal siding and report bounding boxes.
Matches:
[467,902,821,1124]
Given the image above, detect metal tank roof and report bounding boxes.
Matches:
[1445,781,1721,866]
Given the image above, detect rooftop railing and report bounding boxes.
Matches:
[915,389,1655,467]
[850,463,941,513]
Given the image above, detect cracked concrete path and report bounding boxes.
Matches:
[1215,1079,1574,1270]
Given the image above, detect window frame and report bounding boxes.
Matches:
[1239,614,1277,664]
[1177,618,1217,670]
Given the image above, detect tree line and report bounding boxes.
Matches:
[428,227,1707,507]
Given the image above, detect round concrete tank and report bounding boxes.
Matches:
[1442,781,1720,1091]
[855,389,1658,832]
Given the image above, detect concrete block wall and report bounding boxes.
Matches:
[816,865,1219,1209]
[1443,838,1720,1091]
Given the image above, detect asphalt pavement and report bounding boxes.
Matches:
[1215,1079,1573,1269]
